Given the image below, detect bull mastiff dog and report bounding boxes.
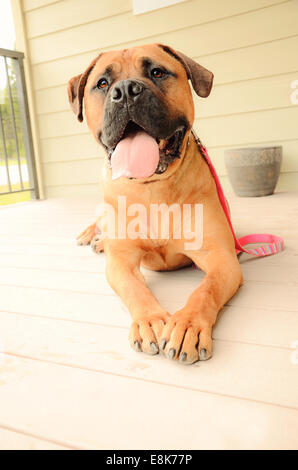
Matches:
[68,43,243,364]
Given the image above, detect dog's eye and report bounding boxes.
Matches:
[151,68,165,79]
[97,78,109,89]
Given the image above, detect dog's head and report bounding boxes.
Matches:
[68,44,213,180]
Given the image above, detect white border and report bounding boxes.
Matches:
[133,0,187,16]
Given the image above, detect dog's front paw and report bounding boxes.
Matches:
[129,311,170,355]
[159,309,213,365]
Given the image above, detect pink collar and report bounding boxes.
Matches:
[192,131,284,257]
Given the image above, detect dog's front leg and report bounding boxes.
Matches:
[105,243,170,355]
[160,250,243,364]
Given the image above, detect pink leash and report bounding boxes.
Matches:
[193,132,284,257]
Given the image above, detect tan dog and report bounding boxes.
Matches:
[68,44,243,364]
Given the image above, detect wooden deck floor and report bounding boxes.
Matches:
[0,191,297,450]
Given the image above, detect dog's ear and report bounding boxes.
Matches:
[159,44,214,98]
[67,54,101,122]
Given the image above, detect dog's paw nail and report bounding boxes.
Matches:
[199,348,207,360]
[169,348,176,359]
[150,342,158,354]
[159,339,166,350]
[179,352,187,362]
[134,341,141,352]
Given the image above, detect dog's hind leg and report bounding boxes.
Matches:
[77,223,97,245]
[90,232,104,253]
[77,216,104,252]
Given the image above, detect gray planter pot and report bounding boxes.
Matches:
[224,146,282,197]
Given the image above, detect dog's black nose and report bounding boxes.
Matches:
[111,80,143,103]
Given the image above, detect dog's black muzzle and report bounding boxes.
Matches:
[101,79,188,149]
[99,79,189,175]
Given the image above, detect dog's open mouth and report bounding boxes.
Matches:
[103,121,186,179]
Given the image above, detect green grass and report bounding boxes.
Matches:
[0,181,32,206]
[0,157,27,167]
[0,159,33,205]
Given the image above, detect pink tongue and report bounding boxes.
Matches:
[111,131,159,180]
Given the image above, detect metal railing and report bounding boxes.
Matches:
[0,48,39,200]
